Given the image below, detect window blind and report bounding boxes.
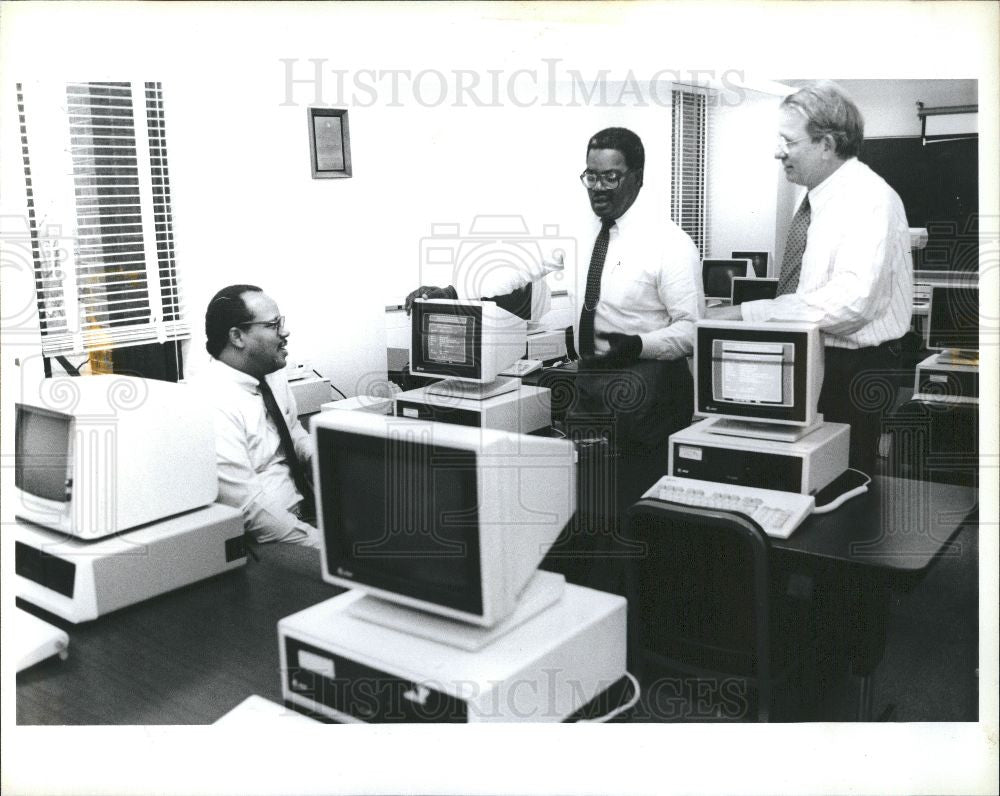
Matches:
[670,87,713,258]
[17,81,187,357]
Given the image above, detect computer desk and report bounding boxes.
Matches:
[764,473,978,720]
[16,476,977,725]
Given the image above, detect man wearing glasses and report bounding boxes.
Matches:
[706,81,913,473]
[199,284,320,547]
[568,127,701,486]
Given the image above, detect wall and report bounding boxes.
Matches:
[708,89,786,273]
[837,79,978,138]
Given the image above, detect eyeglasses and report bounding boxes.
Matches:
[580,169,629,190]
[776,134,812,155]
[238,315,285,332]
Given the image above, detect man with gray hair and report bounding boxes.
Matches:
[708,80,913,473]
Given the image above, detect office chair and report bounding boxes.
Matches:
[626,499,820,722]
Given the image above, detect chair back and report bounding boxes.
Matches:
[627,498,774,721]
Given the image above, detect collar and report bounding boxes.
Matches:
[806,156,858,214]
[208,356,264,395]
[590,192,644,236]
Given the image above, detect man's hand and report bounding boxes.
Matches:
[404,285,457,315]
[704,304,743,321]
[596,332,642,365]
[540,250,565,276]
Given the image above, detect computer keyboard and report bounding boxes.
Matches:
[641,475,816,539]
[500,358,543,377]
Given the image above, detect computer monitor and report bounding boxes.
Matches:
[927,285,978,362]
[410,298,527,398]
[703,259,751,301]
[14,375,218,539]
[731,277,779,305]
[694,320,825,438]
[313,411,576,646]
[730,250,770,278]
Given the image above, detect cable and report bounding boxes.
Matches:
[575,671,640,723]
[813,468,872,514]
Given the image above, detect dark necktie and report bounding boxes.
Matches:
[578,219,615,358]
[258,378,315,516]
[777,195,811,296]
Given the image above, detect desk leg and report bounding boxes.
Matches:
[847,566,891,721]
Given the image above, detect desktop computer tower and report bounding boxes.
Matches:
[668,418,850,494]
[394,384,551,434]
[14,504,247,623]
[278,585,627,723]
[914,354,978,402]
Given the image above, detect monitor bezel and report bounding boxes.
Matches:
[410,300,484,380]
[730,250,770,278]
[696,324,813,424]
[702,258,752,300]
[14,403,73,503]
[316,424,485,618]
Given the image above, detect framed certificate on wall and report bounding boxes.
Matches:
[308,107,352,179]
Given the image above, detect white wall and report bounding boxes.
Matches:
[708,89,786,273]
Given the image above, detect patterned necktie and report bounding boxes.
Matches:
[777,195,811,296]
[258,378,315,516]
[578,219,616,358]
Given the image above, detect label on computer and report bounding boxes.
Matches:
[402,407,419,418]
[677,445,703,461]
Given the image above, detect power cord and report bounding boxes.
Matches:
[812,468,871,514]
[575,671,640,723]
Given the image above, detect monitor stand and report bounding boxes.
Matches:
[704,415,824,443]
[425,376,519,400]
[346,570,566,652]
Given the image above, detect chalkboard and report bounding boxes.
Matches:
[859,136,978,274]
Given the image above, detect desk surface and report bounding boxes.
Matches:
[17,477,977,725]
[773,475,978,571]
[17,544,342,725]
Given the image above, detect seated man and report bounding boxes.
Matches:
[198,284,320,548]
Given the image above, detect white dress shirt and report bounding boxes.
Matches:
[452,252,554,321]
[571,195,703,359]
[198,358,320,547]
[741,157,913,349]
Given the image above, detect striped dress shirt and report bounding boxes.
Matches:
[742,157,913,349]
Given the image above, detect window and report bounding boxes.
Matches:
[16,81,187,378]
[670,87,713,258]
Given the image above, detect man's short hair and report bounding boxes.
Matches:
[205,284,262,357]
[782,80,865,159]
[587,127,646,171]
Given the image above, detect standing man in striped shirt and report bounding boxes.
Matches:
[708,81,913,474]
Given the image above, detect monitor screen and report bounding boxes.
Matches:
[695,321,823,427]
[15,405,71,502]
[731,277,778,305]
[413,302,482,379]
[730,251,770,278]
[927,286,978,352]
[703,259,751,300]
[320,425,484,617]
